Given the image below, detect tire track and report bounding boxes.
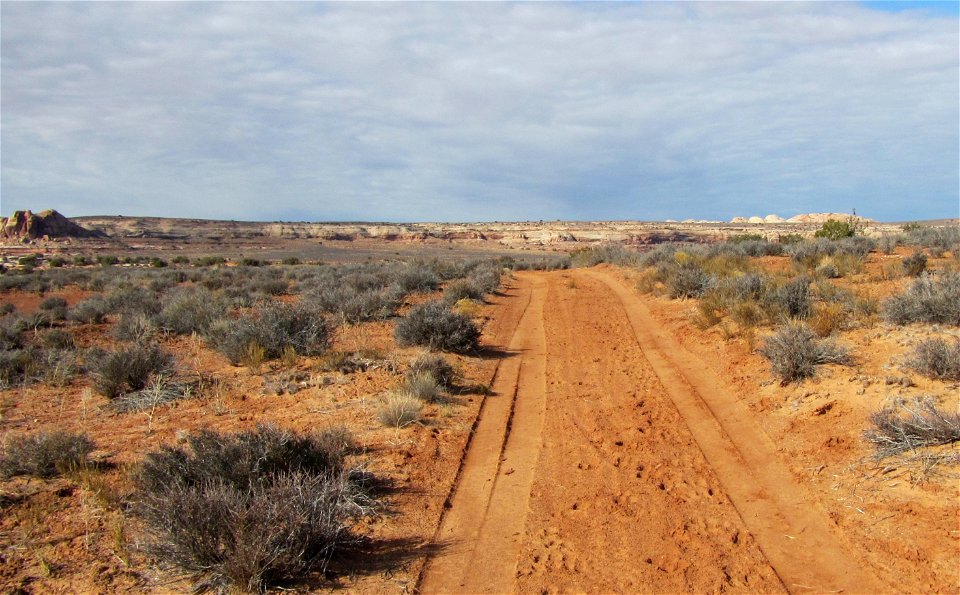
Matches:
[583,268,884,594]
[418,273,548,594]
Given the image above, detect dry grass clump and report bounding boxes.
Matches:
[906,338,960,381]
[866,397,960,458]
[0,431,95,479]
[808,302,846,337]
[378,393,423,428]
[759,323,852,383]
[402,372,443,403]
[134,425,371,593]
[408,352,458,388]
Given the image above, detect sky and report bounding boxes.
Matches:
[2,1,958,223]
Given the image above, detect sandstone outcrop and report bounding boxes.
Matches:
[1,209,103,240]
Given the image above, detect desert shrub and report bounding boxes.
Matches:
[570,245,632,268]
[730,300,763,329]
[208,301,335,365]
[69,296,111,324]
[39,296,68,311]
[759,323,851,382]
[902,225,960,252]
[443,279,485,304]
[408,353,457,388]
[134,425,368,592]
[906,338,960,381]
[155,286,226,335]
[113,312,156,342]
[339,288,404,324]
[814,259,839,279]
[39,348,79,387]
[883,272,960,326]
[93,343,175,398]
[402,372,443,403]
[865,397,960,457]
[378,393,423,428]
[106,285,162,316]
[638,244,681,268]
[0,431,95,479]
[901,251,928,277]
[467,264,503,294]
[762,276,812,320]
[250,278,290,296]
[666,264,715,299]
[0,303,14,315]
[310,282,405,324]
[240,257,264,267]
[394,266,440,293]
[694,291,726,329]
[394,300,480,353]
[741,240,784,257]
[879,235,900,255]
[0,349,37,387]
[42,329,75,350]
[728,233,764,244]
[0,316,26,350]
[814,219,856,240]
[195,255,227,267]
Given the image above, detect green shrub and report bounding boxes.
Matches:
[814,219,856,240]
[394,301,480,353]
[0,431,95,479]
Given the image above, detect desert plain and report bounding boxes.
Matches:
[0,211,957,594]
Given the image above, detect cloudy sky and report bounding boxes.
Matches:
[2,2,957,222]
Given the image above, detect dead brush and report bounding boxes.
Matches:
[865,397,960,459]
[808,302,846,337]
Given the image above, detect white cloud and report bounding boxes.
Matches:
[1,2,957,221]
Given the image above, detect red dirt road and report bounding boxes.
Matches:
[419,269,883,594]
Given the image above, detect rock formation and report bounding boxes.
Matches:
[1,209,104,240]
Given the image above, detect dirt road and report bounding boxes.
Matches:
[419,269,883,594]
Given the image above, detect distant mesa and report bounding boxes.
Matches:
[1,209,104,240]
[729,212,873,225]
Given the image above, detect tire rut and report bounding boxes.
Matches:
[583,268,884,593]
[418,273,548,594]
